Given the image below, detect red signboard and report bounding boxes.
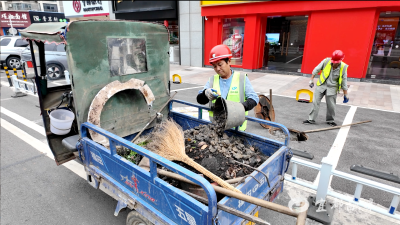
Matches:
[0,11,32,28]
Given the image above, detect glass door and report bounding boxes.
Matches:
[367,12,400,80]
[261,16,308,72]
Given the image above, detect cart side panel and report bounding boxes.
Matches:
[217,146,289,224]
[82,138,211,225]
[170,112,291,224]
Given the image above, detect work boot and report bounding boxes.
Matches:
[327,121,337,127]
[303,120,315,124]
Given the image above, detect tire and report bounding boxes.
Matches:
[126,211,152,225]
[46,63,64,80]
[6,56,22,69]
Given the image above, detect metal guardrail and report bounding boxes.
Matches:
[11,75,37,96]
[287,156,400,220]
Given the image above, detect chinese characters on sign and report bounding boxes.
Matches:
[82,1,104,12]
[0,11,31,28]
[29,12,68,24]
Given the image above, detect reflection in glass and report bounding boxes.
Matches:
[222,18,245,65]
[367,13,400,80]
[107,38,148,76]
[262,16,308,73]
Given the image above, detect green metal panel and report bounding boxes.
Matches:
[66,20,170,139]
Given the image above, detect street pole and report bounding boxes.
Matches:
[9,17,14,36]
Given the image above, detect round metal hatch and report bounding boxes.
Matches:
[254,94,275,129]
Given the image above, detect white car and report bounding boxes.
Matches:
[0,36,29,69]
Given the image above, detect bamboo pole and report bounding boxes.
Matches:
[157,169,307,224]
[180,188,271,225]
[304,120,372,133]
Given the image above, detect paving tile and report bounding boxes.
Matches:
[169,64,399,112]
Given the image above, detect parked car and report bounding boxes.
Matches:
[0,36,29,69]
[21,43,68,80]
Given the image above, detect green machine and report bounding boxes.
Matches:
[20,21,171,164]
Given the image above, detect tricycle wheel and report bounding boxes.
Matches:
[126,211,152,225]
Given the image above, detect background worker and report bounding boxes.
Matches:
[196,44,259,131]
[303,50,350,127]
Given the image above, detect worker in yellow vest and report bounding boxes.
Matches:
[303,50,350,127]
[196,44,259,131]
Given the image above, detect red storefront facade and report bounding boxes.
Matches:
[201,1,400,80]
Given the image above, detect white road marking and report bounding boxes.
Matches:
[1,118,86,179]
[171,86,203,92]
[1,106,45,135]
[313,106,358,186]
[1,98,14,101]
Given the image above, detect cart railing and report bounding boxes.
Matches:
[80,122,218,222]
[288,156,400,220]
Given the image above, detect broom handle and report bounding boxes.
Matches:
[157,169,306,224]
[303,120,371,133]
[183,157,242,193]
[132,92,178,143]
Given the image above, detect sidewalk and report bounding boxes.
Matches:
[170,64,400,113]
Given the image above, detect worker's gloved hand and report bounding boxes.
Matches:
[205,88,219,101]
[309,80,314,88]
[343,94,349,103]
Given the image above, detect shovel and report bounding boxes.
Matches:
[270,120,372,141]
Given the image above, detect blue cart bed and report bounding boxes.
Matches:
[77,100,292,225]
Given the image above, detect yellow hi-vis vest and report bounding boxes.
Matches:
[317,58,348,93]
[208,71,248,131]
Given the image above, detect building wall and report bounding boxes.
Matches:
[0,1,63,12]
[1,1,40,11]
[201,1,400,78]
[179,1,203,67]
[302,9,378,79]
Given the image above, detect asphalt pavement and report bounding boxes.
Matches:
[1,74,399,225]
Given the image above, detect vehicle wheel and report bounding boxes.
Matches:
[6,56,22,69]
[126,211,152,225]
[46,63,64,80]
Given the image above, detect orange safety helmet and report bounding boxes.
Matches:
[209,44,232,63]
[331,50,345,63]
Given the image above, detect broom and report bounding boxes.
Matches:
[147,118,242,193]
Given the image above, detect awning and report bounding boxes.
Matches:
[19,22,67,45]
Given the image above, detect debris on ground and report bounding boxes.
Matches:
[269,128,300,141]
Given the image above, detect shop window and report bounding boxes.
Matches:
[10,3,32,10]
[43,3,58,12]
[107,38,148,76]
[222,18,245,65]
[367,12,400,79]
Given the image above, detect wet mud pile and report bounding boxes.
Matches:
[174,110,269,181]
